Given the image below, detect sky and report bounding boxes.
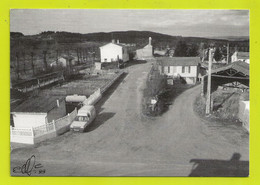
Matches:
[10,9,249,37]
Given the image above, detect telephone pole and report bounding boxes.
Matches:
[206,49,213,115]
[227,43,229,64]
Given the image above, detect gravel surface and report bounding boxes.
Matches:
[11,60,249,176]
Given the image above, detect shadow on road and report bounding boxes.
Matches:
[124,60,147,68]
[189,153,249,177]
[85,72,127,132]
[87,112,116,132]
[95,72,128,113]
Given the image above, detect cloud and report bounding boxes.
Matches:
[10,9,249,37]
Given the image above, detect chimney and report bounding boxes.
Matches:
[149,37,152,45]
[56,99,60,107]
[117,39,120,44]
[112,39,115,44]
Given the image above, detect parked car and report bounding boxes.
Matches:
[70,105,96,132]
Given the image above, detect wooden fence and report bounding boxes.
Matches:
[16,73,64,93]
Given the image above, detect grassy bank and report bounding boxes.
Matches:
[194,89,249,124]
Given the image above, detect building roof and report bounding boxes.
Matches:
[157,57,200,66]
[99,42,127,49]
[12,96,64,113]
[212,61,249,76]
[234,52,249,59]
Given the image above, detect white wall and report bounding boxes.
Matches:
[122,47,129,62]
[100,43,125,63]
[163,66,198,78]
[11,135,34,144]
[12,113,47,128]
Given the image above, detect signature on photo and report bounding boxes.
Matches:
[13,155,45,176]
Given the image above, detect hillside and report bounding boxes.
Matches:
[10,30,249,82]
[11,30,249,49]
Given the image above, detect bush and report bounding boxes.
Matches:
[194,89,249,124]
[142,66,167,116]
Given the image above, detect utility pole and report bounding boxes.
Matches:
[206,49,213,115]
[227,43,229,64]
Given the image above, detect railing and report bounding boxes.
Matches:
[33,121,55,137]
[55,109,77,129]
[11,109,78,144]
[10,127,33,137]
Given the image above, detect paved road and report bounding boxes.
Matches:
[11,61,249,176]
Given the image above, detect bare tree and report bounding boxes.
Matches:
[15,52,20,79]
[76,48,80,65]
[30,52,35,75]
[55,49,59,66]
[43,50,48,71]
[22,52,26,73]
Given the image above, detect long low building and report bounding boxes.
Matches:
[157,57,200,84]
[11,96,66,128]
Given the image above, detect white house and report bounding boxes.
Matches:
[50,57,67,68]
[99,40,129,63]
[231,51,250,64]
[11,96,66,128]
[157,57,200,84]
[136,37,153,59]
[50,56,76,68]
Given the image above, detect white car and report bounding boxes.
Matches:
[70,105,96,132]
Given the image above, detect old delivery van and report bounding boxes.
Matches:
[70,105,96,132]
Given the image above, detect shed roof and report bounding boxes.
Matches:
[234,52,249,59]
[12,96,64,113]
[157,57,200,66]
[212,61,249,76]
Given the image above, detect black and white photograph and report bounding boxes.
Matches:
[10,9,249,177]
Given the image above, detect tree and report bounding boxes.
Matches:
[30,52,35,75]
[22,52,26,73]
[43,50,48,71]
[15,51,20,79]
[213,47,222,62]
[187,44,199,57]
[174,41,188,57]
[76,48,81,65]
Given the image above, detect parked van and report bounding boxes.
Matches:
[70,105,96,132]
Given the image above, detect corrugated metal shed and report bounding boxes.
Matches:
[212,61,249,76]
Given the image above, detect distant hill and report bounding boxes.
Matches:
[11,30,249,50]
[206,36,249,42]
[10,32,24,38]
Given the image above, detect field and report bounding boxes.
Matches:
[39,73,118,97]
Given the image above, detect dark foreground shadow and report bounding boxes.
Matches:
[124,60,147,68]
[95,72,128,112]
[189,153,249,177]
[87,112,116,132]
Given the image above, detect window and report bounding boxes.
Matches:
[184,66,191,73]
[104,58,107,62]
[182,66,185,73]
[75,116,89,121]
[168,66,170,73]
